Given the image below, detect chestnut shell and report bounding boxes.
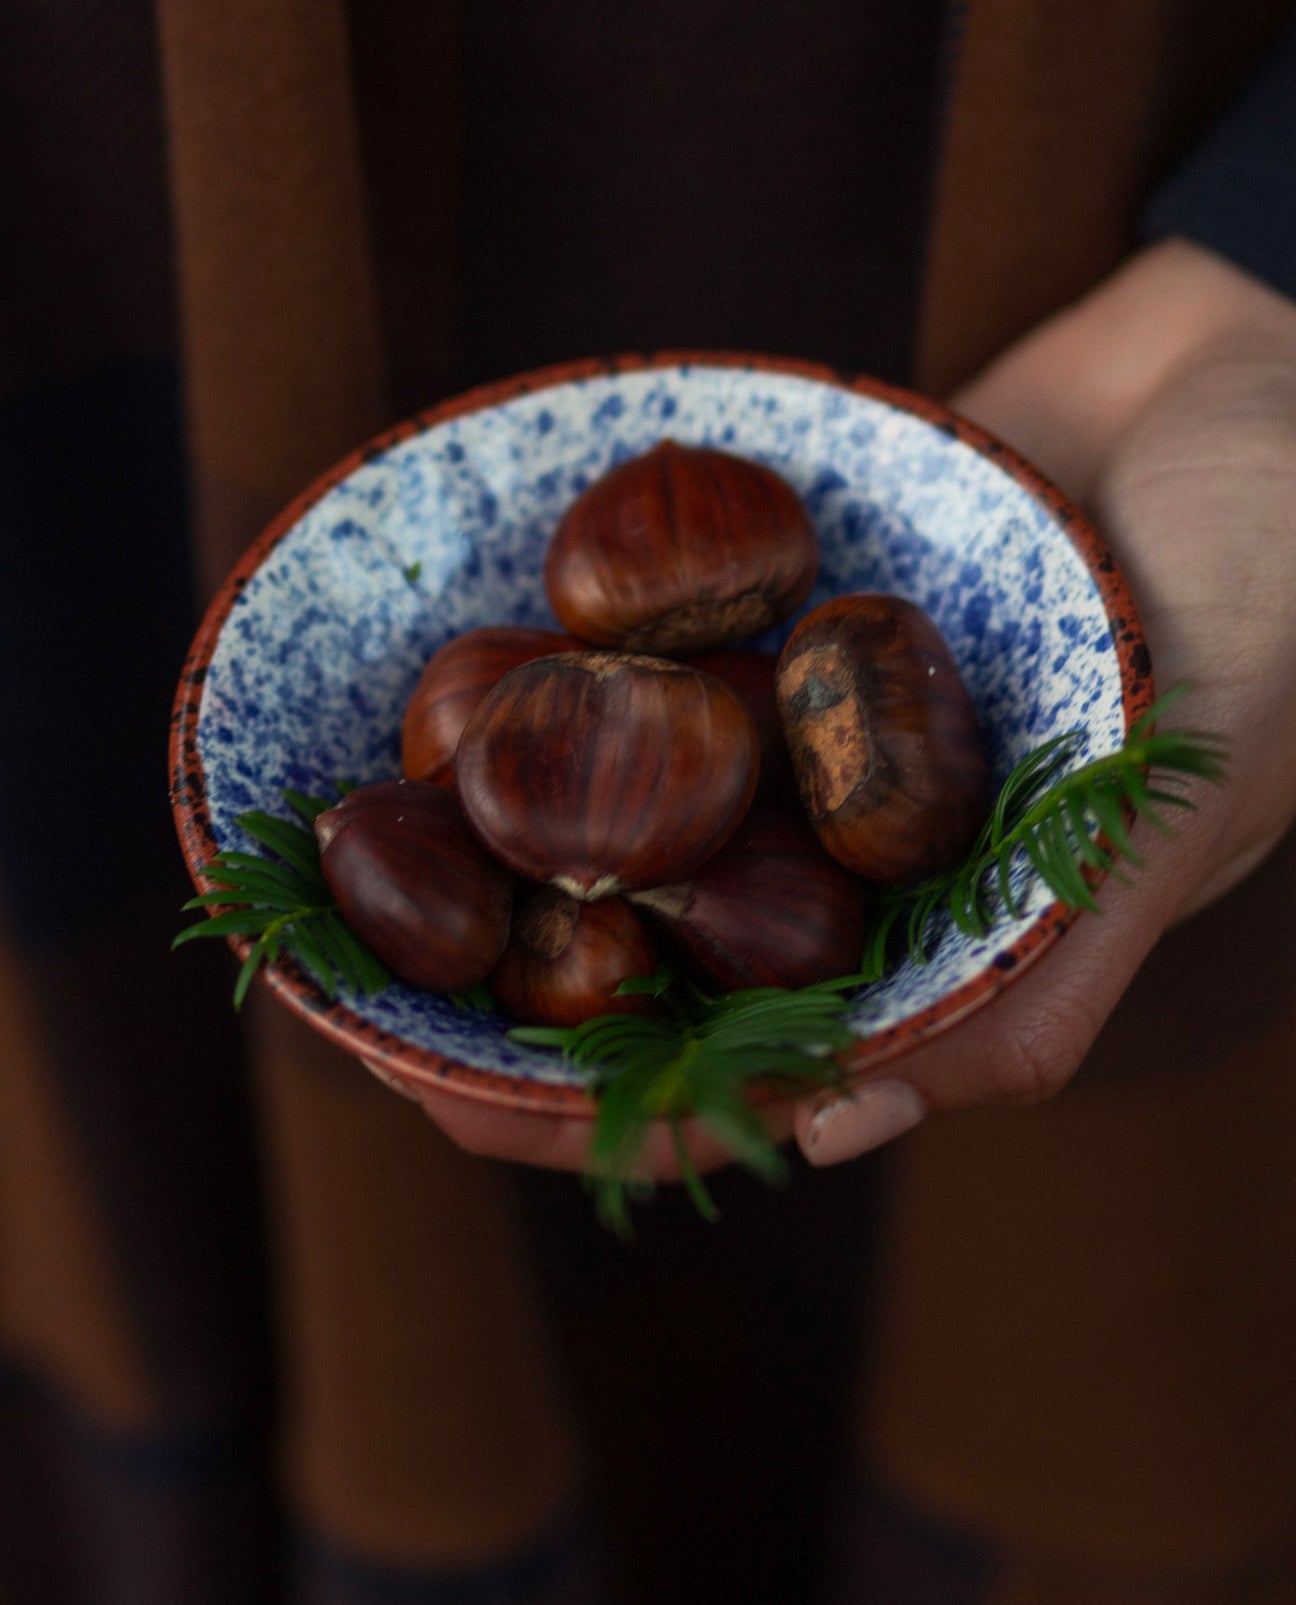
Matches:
[632,806,864,991]
[544,440,818,655]
[401,625,579,785]
[688,649,797,803]
[315,781,513,991]
[490,889,659,1027]
[776,594,988,882]
[456,652,760,899]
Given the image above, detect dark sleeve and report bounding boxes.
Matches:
[1141,13,1296,300]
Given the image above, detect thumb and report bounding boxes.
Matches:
[795,798,1222,1165]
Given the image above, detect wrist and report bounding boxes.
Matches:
[1050,238,1296,410]
[952,239,1296,503]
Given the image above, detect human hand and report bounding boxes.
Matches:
[795,238,1296,1164]
[382,240,1296,1184]
[363,1052,796,1179]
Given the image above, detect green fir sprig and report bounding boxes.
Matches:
[510,969,864,1232]
[856,691,1228,980]
[173,789,391,1008]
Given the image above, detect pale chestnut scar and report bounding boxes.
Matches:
[780,645,870,814]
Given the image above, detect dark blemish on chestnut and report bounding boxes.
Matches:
[785,674,845,720]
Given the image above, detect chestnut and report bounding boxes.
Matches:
[456,651,760,900]
[631,806,864,992]
[490,889,659,1027]
[401,625,579,785]
[315,781,513,991]
[544,440,818,655]
[688,648,797,802]
[776,594,987,882]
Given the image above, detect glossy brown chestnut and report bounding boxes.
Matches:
[490,889,659,1027]
[401,625,579,785]
[776,594,988,882]
[315,781,513,991]
[688,649,797,802]
[456,652,760,900]
[631,806,864,991]
[544,440,818,655]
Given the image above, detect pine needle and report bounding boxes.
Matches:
[859,691,1227,975]
[174,788,389,1007]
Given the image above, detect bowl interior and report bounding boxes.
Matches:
[184,361,1133,1095]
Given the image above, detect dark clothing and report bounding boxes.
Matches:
[456,0,948,389]
[1144,11,1296,299]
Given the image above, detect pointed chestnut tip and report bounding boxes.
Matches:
[314,806,342,853]
[553,871,626,902]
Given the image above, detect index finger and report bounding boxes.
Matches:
[795,810,1219,1165]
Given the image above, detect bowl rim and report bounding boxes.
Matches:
[170,350,1155,1116]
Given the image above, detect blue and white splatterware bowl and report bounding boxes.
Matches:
[171,354,1153,1117]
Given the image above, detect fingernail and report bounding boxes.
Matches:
[804,1080,925,1166]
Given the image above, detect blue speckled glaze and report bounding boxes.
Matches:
[196,365,1126,1087]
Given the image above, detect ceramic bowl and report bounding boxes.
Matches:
[171,354,1152,1116]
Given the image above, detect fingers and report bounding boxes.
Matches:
[361,1060,794,1181]
[796,813,1218,1166]
[409,1084,594,1172]
[365,809,1222,1177]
